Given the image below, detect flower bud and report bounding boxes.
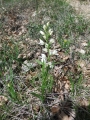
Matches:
[41,54,47,63]
[50,38,55,44]
[43,25,47,31]
[49,29,53,35]
[47,22,50,27]
[39,39,45,45]
[43,35,47,40]
[47,62,53,68]
[43,48,48,53]
[40,31,45,35]
[49,49,58,55]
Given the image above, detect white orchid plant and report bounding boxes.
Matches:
[39,22,58,68]
[32,22,58,101]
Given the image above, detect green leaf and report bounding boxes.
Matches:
[31,92,44,101]
[36,60,42,65]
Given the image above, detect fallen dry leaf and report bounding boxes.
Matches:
[0,96,8,106]
[81,42,88,47]
[65,83,70,90]
[33,104,40,112]
[75,60,86,68]
[76,49,86,54]
[51,105,60,114]
[79,99,89,107]
[62,55,70,62]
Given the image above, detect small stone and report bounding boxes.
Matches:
[33,104,40,112]
[0,96,8,106]
[65,83,70,90]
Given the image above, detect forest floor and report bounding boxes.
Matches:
[0,0,90,120]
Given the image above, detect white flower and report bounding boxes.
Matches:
[43,35,46,39]
[22,60,33,72]
[47,22,50,27]
[43,25,47,31]
[49,29,53,35]
[45,43,48,48]
[40,31,45,35]
[41,54,47,63]
[49,49,58,55]
[79,49,85,54]
[47,62,53,68]
[50,38,55,44]
[43,48,48,53]
[39,39,45,45]
[32,11,37,17]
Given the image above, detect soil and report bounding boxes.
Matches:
[67,0,90,19]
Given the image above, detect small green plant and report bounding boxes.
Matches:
[63,39,71,48]
[6,68,19,102]
[59,38,71,53]
[69,73,83,96]
[0,105,9,120]
[0,39,19,77]
[7,81,18,101]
